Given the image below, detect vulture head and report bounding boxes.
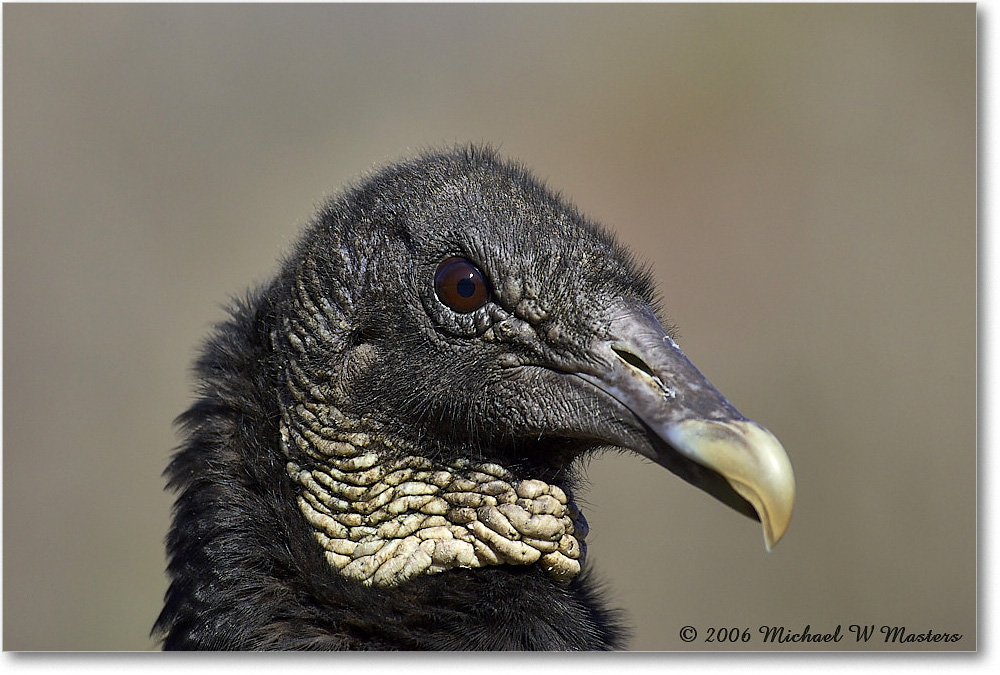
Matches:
[156,146,794,650]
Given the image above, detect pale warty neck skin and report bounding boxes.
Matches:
[273,251,588,588]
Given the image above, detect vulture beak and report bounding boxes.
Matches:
[575,306,795,550]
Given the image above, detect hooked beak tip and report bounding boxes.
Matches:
[665,419,795,551]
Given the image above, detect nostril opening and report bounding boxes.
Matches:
[612,346,657,379]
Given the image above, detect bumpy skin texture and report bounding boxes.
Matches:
[155,146,661,650]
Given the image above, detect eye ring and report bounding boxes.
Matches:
[434,257,490,313]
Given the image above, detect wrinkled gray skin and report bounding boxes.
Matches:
[157,146,791,650]
[297,153,673,473]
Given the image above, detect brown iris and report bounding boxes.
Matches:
[434,257,489,313]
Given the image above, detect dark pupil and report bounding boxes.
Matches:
[434,257,489,313]
[456,277,476,298]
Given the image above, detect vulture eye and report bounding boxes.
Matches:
[434,257,490,313]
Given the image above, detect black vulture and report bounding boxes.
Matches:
[154,145,794,650]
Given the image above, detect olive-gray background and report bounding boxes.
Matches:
[3,4,975,651]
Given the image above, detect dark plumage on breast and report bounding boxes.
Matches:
[154,145,795,650]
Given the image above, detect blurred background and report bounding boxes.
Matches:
[3,4,975,651]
